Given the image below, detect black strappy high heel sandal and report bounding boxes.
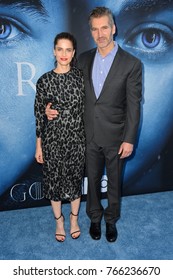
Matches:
[70,212,81,239]
[55,214,66,242]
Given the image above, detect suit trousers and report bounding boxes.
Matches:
[86,140,124,224]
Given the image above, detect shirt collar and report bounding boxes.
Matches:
[96,41,118,58]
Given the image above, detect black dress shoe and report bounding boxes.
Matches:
[106,223,117,242]
[89,222,101,240]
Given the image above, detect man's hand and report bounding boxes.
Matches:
[45,102,59,120]
[118,142,134,159]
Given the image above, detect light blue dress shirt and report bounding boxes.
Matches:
[92,42,118,99]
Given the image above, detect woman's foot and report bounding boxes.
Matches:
[55,214,66,242]
[70,212,80,239]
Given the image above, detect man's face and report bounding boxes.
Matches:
[96,0,173,187]
[0,0,68,195]
[90,15,115,50]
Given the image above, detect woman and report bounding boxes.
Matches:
[34,32,85,242]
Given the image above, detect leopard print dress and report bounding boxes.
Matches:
[34,67,85,201]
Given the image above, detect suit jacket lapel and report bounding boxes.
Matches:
[88,49,97,100]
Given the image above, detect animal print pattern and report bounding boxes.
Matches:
[34,68,85,201]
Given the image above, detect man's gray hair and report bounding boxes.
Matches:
[88,6,115,28]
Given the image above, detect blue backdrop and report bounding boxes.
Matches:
[0,0,173,210]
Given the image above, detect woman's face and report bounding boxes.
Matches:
[0,0,68,195]
[54,39,75,68]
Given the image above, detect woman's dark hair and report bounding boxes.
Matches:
[54,32,77,67]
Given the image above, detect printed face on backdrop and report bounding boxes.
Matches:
[0,0,68,195]
[89,0,173,188]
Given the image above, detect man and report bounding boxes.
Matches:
[46,6,142,242]
[107,0,173,193]
[0,0,69,197]
[71,0,173,198]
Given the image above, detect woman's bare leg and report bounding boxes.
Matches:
[70,197,81,239]
[51,200,66,242]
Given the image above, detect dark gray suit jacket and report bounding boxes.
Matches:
[78,46,142,147]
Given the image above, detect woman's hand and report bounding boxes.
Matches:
[35,138,44,163]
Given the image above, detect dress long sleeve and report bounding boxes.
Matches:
[34,78,47,138]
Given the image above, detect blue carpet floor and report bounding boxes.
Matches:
[0,191,173,260]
